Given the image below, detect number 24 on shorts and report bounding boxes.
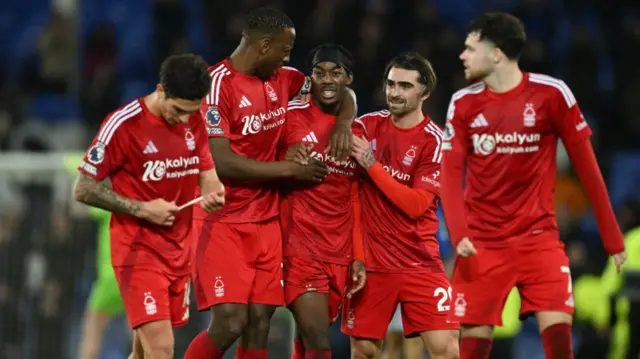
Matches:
[434,286,453,312]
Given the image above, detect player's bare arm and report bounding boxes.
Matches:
[210,137,328,182]
[328,87,357,161]
[198,169,226,213]
[74,173,179,226]
[73,173,143,216]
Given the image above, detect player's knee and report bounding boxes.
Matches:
[300,323,331,350]
[251,311,272,334]
[209,305,248,338]
[143,341,174,359]
[429,332,460,359]
[352,340,379,359]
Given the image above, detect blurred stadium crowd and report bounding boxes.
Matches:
[1,0,640,358]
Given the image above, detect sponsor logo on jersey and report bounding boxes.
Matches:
[383,165,411,182]
[241,107,286,135]
[471,132,541,155]
[309,150,357,176]
[142,156,200,181]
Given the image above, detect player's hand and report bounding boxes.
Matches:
[140,198,179,226]
[291,159,329,183]
[351,135,376,169]
[613,251,627,273]
[201,181,225,213]
[347,259,366,298]
[296,76,312,104]
[327,120,353,162]
[284,143,312,165]
[456,237,477,257]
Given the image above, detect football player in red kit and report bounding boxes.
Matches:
[342,52,460,359]
[279,44,366,359]
[440,13,627,359]
[185,7,357,359]
[73,54,225,359]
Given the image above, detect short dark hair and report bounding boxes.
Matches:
[468,12,526,60]
[307,43,355,75]
[243,6,294,38]
[159,54,210,101]
[384,52,437,95]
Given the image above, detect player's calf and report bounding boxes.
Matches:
[421,329,460,359]
[536,311,573,359]
[350,337,382,359]
[458,325,493,359]
[135,320,174,359]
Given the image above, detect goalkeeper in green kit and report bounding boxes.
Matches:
[65,153,127,359]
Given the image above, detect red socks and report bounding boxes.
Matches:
[460,337,492,359]
[184,331,224,359]
[292,338,305,359]
[304,350,331,359]
[235,346,268,359]
[541,323,574,359]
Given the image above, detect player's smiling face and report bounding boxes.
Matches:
[385,67,427,116]
[161,97,202,125]
[460,32,495,82]
[311,62,352,107]
[257,27,296,79]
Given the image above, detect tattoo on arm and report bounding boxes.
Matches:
[73,173,143,216]
[362,149,376,169]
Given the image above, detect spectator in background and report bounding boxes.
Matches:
[80,23,119,132]
[33,11,73,94]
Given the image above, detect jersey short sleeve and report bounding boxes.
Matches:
[194,114,215,171]
[79,104,139,181]
[202,72,233,138]
[442,94,468,155]
[547,79,592,146]
[411,125,443,194]
[282,102,309,147]
[281,66,306,99]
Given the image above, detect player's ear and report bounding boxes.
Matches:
[156,84,165,94]
[258,37,271,56]
[346,74,353,86]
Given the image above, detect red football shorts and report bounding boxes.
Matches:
[283,256,349,323]
[341,271,459,340]
[114,266,190,329]
[449,240,574,326]
[192,218,283,310]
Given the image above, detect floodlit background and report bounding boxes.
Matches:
[0,0,639,358]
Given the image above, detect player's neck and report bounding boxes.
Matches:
[391,109,423,129]
[229,41,259,77]
[483,63,523,93]
[313,97,340,116]
[144,93,165,121]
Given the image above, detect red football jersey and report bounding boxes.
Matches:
[356,111,445,273]
[442,72,591,244]
[78,98,215,274]
[194,59,306,223]
[279,100,362,264]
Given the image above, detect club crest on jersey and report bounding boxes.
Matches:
[185,129,195,150]
[206,106,221,127]
[264,82,278,102]
[87,142,106,164]
[523,103,536,127]
[402,146,417,166]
